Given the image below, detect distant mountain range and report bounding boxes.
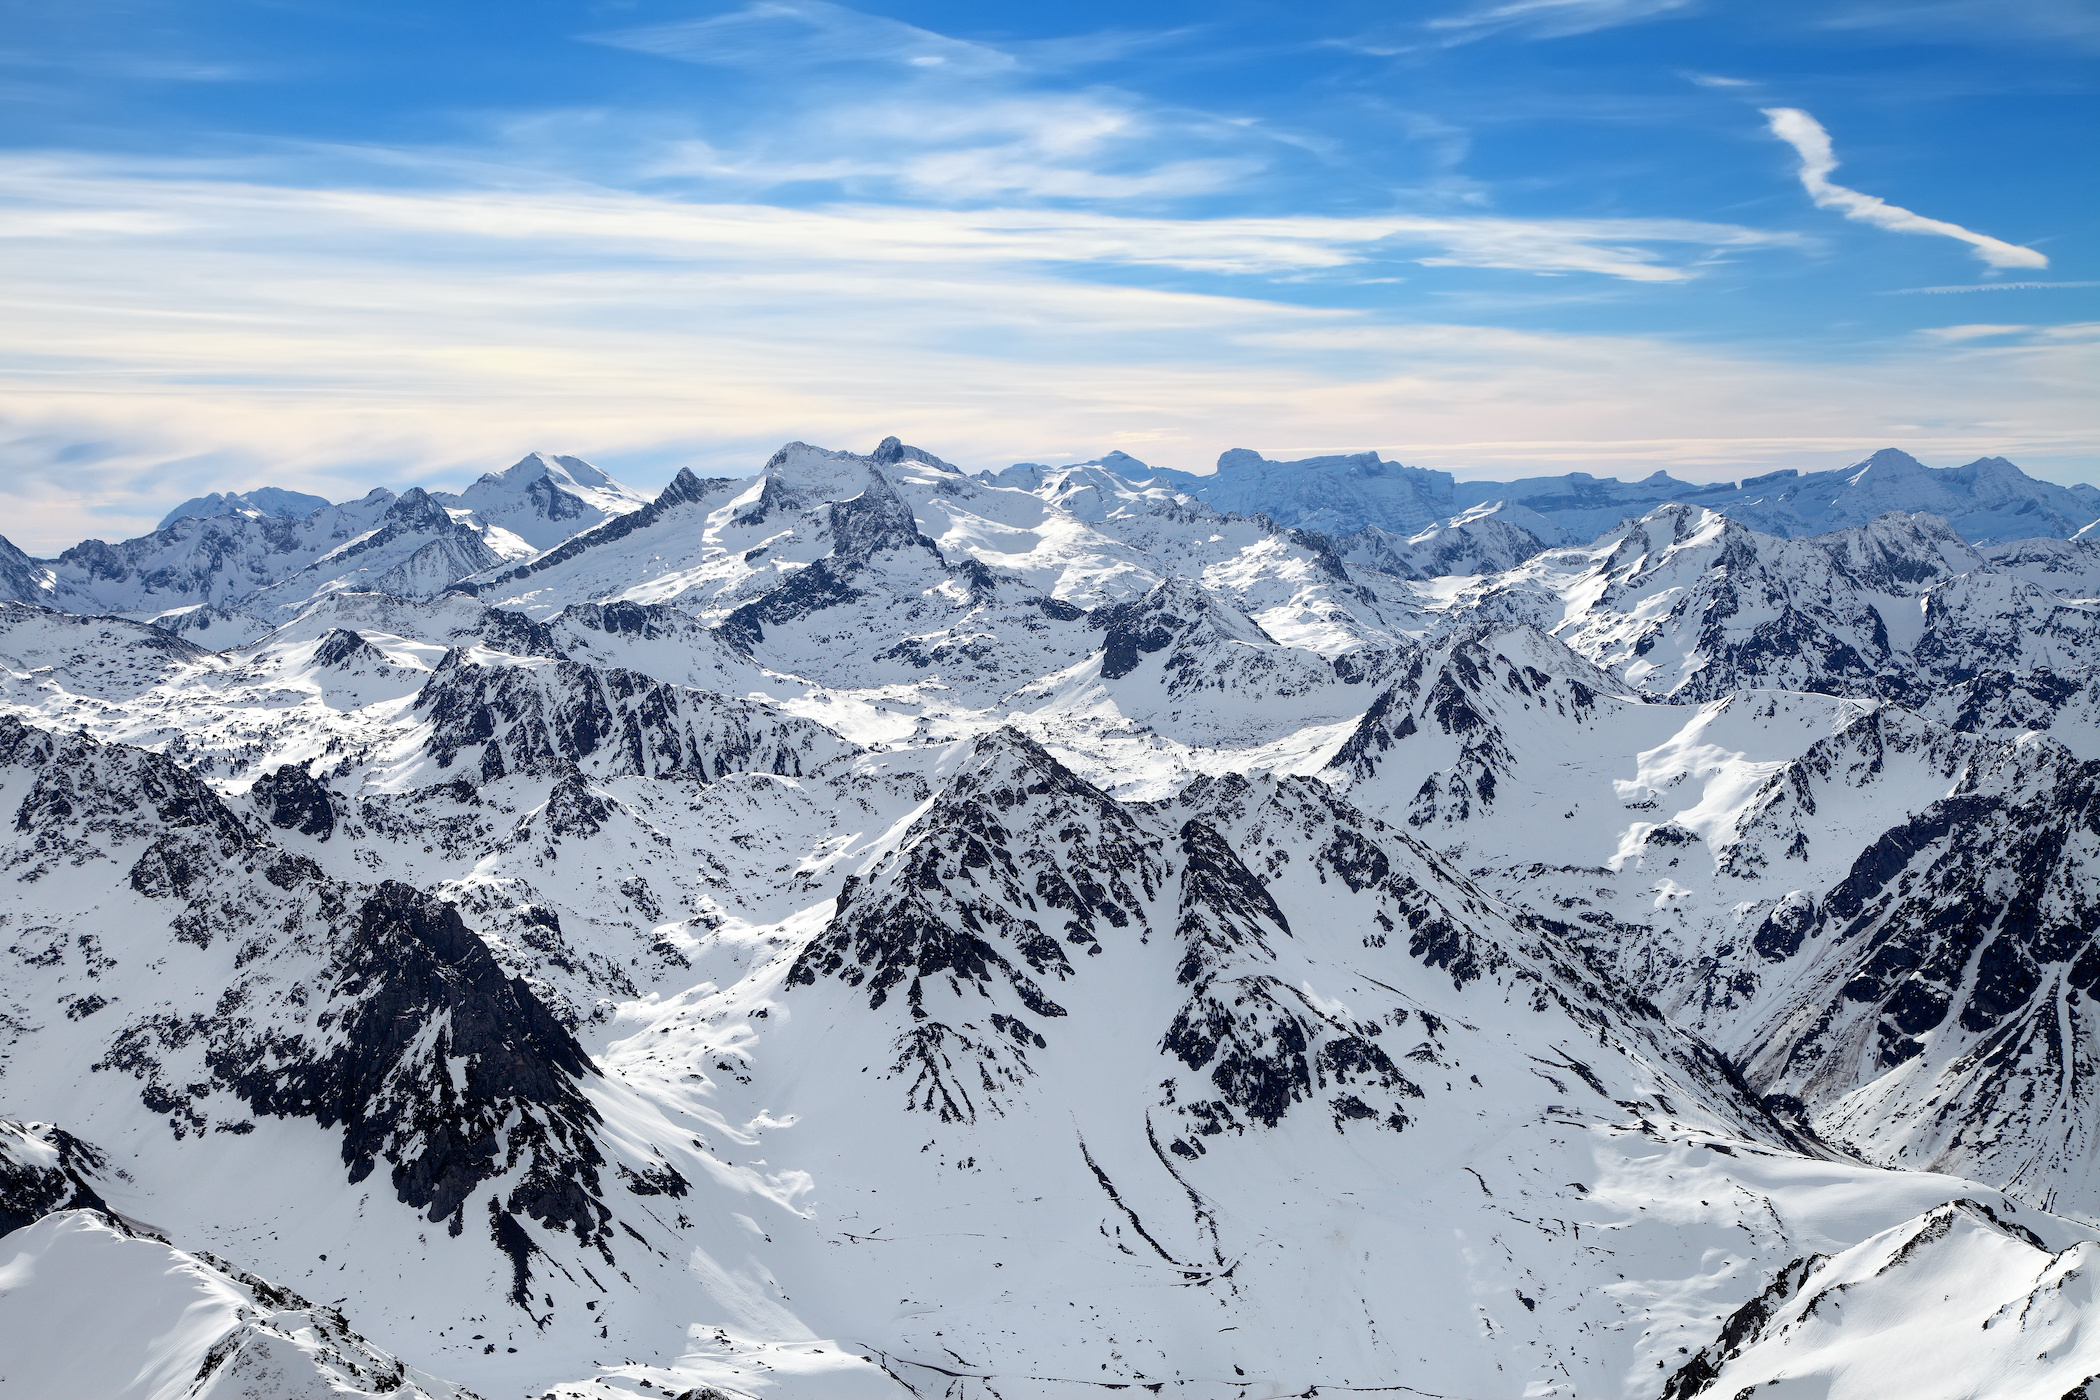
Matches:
[1064,445,2100,546]
[4,443,2094,650]
[0,452,652,646]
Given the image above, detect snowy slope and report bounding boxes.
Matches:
[1319,623,2100,1216]
[158,485,332,531]
[29,487,501,631]
[4,434,2100,1400]
[432,452,651,555]
[1,456,647,640]
[1661,1199,2100,1400]
[0,1211,481,1400]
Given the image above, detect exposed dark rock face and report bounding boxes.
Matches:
[312,626,383,668]
[793,729,1163,997]
[0,716,255,896]
[416,649,851,782]
[0,1120,112,1235]
[1733,734,2100,1183]
[21,438,2100,1386]
[828,468,945,564]
[0,534,48,604]
[1468,507,2100,709]
[780,727,1751,1156]
[0,712,658,1318]
[719,464,946,650]
[1091,595,1183,681]
[251,762,336,839]
[557,599,683,641]
[275,488,501,601]
[1549,507,1905,703]
[216,882,610,1260]
[527,474,587,522]
[719,560,863,651]
[477,608,570,660]
[1934,667,2094,739]
[1081,580,1341,721]
[1326,628,1604,830]
[1658,1253,1822,1400]
[787,729,1166,1120]
[1089,580,1276,682]
[870,435,962,473]
[541,773,612,838]
[1167,769,1813,1152]
[1160,814,1424,1138]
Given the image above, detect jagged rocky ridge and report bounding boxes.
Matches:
[4,435,2100,1400]
[0,1210,483,1399]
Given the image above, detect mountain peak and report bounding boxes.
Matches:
[477,451,621,493]
[156,486,331,532]
[871,435,962,473]
[1848,447,1929,479]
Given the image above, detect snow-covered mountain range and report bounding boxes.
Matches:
[4,435,2100,1400]
[1125,445,2100,546]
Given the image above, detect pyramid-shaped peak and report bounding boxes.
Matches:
[486,451,620,491]
[870,436,962,473]
[384,486,455,530]
[1848,447,1929,479]
[1101,578,1275,648]
[921,727,1136,827]
[1622,500,1738,537]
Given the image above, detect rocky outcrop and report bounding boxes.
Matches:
[416,648,853,783]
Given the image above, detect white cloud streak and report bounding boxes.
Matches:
[0,160,2088,552]
[1429,0,1696,41]
[1819,0,2100,54]
[0,159,1800,281]
[589,1,1017,76]
[1889,281,2100,294]
[1762,107,2047,270]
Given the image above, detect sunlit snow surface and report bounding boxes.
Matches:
[5,442,2100,1400]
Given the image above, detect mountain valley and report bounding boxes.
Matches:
[2,439,2099,1400]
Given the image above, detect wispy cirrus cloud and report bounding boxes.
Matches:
[1428,0,1697,42]
[1819,0,2100,53]
[0,156,2082,553]
[642,90,1264,203]
[588,0,1017,75]
[1888,281,2100,294]
[584,6,1280,210]
[592,2,1194,77]
[1763,107,2047,270]
[0,157,1800,280]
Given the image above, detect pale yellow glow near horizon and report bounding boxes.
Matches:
[2,165,2093,552]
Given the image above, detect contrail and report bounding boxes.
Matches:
[1763,107,2047,270]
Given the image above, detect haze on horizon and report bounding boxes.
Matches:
[1,0,2094,553]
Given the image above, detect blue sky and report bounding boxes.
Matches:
[1,0,2094,549]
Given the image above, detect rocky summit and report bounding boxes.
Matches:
[4,438,2100,1400]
